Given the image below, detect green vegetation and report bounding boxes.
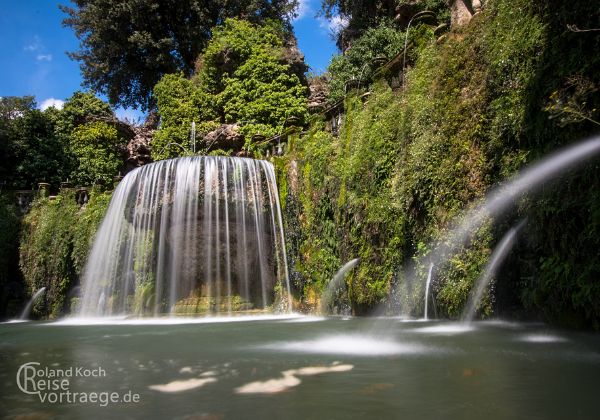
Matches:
[1,92,128,190]
[152,73,219,159]
[0,195,22,318]
[209,20,307,140]
[320,0,448,48]
[2,0,599,328]
[70,121,125,186]
[326,22,405,104]
[0,92,126,318]
[0,97,71,189]
[281,0,600,326]
[19,190,112,318]
[61,0,299,110]
[152,18,307,160]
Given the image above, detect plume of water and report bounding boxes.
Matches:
[397,135,600,316]
[423,263,434,320]
[20,287,46,320]
[79,156,291,317]
[462,220,526,322]
[191,121,196,153]
[320,258,360,315]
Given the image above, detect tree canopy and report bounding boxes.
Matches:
[320,0,447,49]
[61,0,299,111]
[0,92,127,190]
[0,97,70,189]
[152,18,307,160]
[326,21,405,103]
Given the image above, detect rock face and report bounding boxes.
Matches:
[203,124,245,152]
[308,76,329,112]
[283,39,309,85]
[125,124,153,173]
[449,0,484,27]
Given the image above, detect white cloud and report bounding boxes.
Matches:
[293,0,312,21]
[24,36,53,62]
[24,36,42,52]
[40,98,65,111]
[318,14,349,35]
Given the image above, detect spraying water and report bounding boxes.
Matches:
[462,220,526,322]
[398,135,600,316]
[423,263,434,320]
[320,258,360,315]
[20,287,46,320]
[79,156,291,317]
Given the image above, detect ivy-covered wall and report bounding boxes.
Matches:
[278,0,600,327]
[18,190,111,318]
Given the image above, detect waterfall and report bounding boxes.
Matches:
[79,156,291,317]
[462,220,525,322]
[20,287,46,320]
[320,258,360,315]
[423,263,434,320]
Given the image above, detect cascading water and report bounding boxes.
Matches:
[462,220,525,322]
[423,263,434,320]
[78,156,291,317]
[19,287,46,320]
[320,258,360,315]
[396,135,600,317]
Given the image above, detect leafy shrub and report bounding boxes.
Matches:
[19,190,111,318]
[326,22,405,103]
[152,18,307,159]
[70,121,127,186]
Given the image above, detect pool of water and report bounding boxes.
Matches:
[1,316,599,419]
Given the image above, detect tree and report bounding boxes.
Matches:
[320,0,448,49]
[152,18,308,160]
[61,0,299,111]
[0,92,127,189]
[53,91,121,185]
[55,91,113,136]
[326,22,405,103]
[202,19,307,138]
[0,97,71,189]
[70,121,126,186]
[152,73,218,159]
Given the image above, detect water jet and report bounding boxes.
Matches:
[19,287,46,320]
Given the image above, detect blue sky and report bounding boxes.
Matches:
[0,0,340,122]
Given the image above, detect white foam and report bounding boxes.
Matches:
[281,316,327,323]
[235,372,301,394]
[148,377,217,393]
[519,334,567,343]
[286,364,354,376]
[235,364,354,394]
[45,313,302,326]
[261,335,428,356]
[412,323,475,335]
[200,371,217,377]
